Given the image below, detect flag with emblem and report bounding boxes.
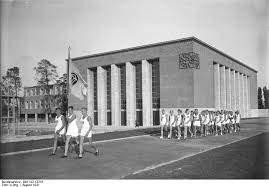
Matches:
[68,48,87,100]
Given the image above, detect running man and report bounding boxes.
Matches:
[160,109,167,139]
[49,107,66,156]
[62,106,79,158]
[78,107,99,158]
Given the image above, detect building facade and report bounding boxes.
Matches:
[21,84,65,123]
[69,37,257,128]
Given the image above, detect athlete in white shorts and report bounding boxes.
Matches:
[62,106,79,158]
[49,107,66,156]
[168,110,176,139]
[235,110,241,132]
[160,109,167,139]
[183,109,192,139]
[215,111,222,136]
[193,109,201,137]
[78,107,99,158]
[203,110,210,136]
[175,109,183,140]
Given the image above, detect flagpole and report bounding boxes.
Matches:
[67,46,71,112]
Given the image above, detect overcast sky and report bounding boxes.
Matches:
[1,0,268,88]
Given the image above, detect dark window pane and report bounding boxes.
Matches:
[107,111,111,126]
[94,112,98,126]
[121,111,126,126]
[136,111,143,126]
[153,110,160,126]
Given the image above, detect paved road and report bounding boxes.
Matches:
[1,118,269,179]
[124,131,269,179]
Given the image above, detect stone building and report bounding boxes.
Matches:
[68,37,257,128]
[21,84,65,123]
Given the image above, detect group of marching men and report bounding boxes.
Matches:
[49,106,99,159]
[160,108,241,139]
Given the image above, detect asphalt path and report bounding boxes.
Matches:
[1,118,269,179]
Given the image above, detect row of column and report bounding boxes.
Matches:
[87,60,153,127]
[214,63,250,118]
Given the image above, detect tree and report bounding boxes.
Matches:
[55,73,68,115]
[34,59,58,120]
[258,87,264,109]
[1,67,22,122]
[263,86,269,109]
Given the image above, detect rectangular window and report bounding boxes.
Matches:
[136,111,143,126]
[107,111,112,126]
[135,62,142,109]
[119,64,126,110]
[121,111,127,126]
[151,59,160,109]
[94,111,98,126]
[93,69,98,111]
[105,66,111,110]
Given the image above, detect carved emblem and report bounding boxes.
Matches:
[179,52,200,69]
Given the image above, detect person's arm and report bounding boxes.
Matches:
[68,114,76,123]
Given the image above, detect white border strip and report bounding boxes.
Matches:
[126,131,269,177]
[1,134,150,156]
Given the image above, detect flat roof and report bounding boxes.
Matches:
[70,36,257,73]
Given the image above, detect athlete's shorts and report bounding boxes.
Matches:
[55,125,65,135]
[216,122,222,127]
[193,121,200,127]
[80,126,92,138]
[66,123,79,137]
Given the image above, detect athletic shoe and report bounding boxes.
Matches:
[160,136,163,139]
[48,153,56,156]
[61,155,68,158]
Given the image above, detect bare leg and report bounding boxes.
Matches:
[184,126,187,139]
[188,127,192,137]
[88,137,98,155]
[63,135,71,156]
[160,125,164,138]
[177,126,181,139]
[79,136,84,157]
[52,133,59,154]
[168,126,172,138]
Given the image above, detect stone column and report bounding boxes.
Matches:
[247,76,251,117]
[239,73,243,117]
[241,74,245,117]
[214,63,221,110]
[126,62,136,127]
[87,68,94,125]
[97,66,107,126]
[111,64,121,127]
[244,75,248,118]
[231,70,236,111]
[142,60,153,127]
[220,65,226,109]
[236,72,240,112]
[35,113,38,123]
[226,68,231,110]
